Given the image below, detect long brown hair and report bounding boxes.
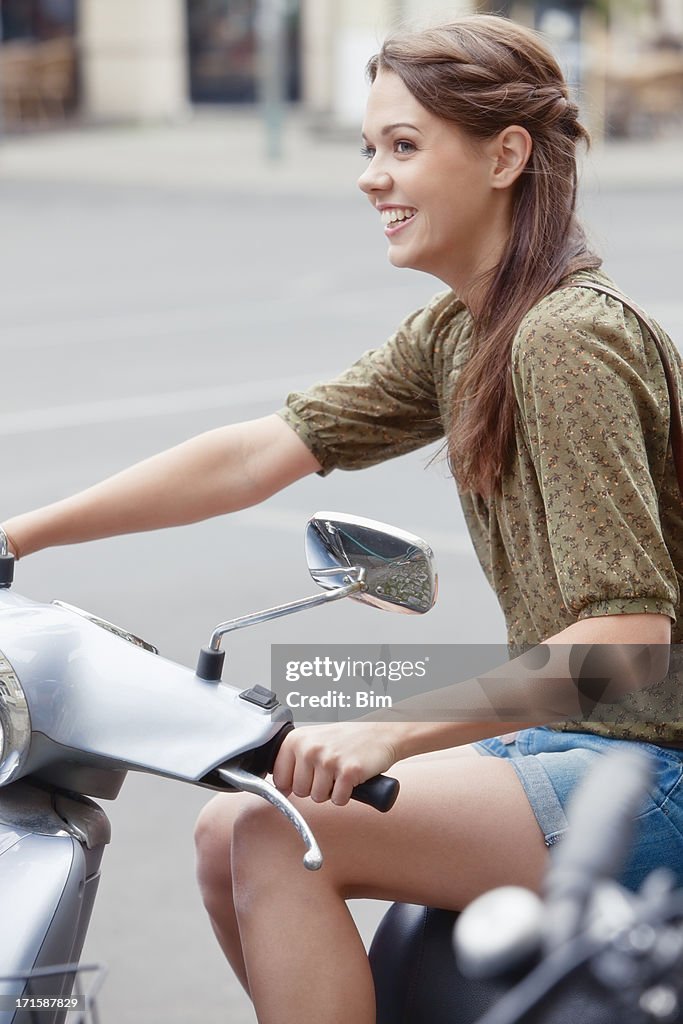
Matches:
[367,15,602,497]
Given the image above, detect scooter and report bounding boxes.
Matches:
[0,511,437,1023]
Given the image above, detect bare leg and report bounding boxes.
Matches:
[194,743,483,992]
[194,743,486,993]
[224,751,547,1024]
[194,791,255,994]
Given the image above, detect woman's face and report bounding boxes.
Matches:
[358,69,511,293]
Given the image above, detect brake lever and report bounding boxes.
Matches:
[217,763,323,871]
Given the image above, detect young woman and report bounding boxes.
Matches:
[3,15,682,1024]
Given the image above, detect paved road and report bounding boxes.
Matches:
[1,175,682,1023]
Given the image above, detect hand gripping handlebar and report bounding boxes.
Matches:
[266,722,400,813]
[217,724,400,870]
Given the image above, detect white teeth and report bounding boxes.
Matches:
[380,208,416,226]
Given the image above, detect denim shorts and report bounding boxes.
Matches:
[474,726,683,891]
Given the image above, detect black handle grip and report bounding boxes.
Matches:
[0,553,15,589]
[351,774,400,813]
[265,722,295,773]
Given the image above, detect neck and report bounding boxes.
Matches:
[444,200,512,317]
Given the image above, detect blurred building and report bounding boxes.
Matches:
[0,0,681,137]
[0,0,476,129]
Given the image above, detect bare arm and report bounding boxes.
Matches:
[273,612,674,804]
[366,612,673,759]
[2,414,321,558]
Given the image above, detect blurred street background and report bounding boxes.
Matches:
[1,0,683,142]
[1,1,682,1023]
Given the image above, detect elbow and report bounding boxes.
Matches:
[569,613,672,703]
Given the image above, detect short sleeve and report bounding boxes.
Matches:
[277,292,464,475]
[511,285,678,622]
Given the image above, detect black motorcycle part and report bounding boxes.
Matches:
[370,903,508,1023]
[350,774,399,812]
[239,684,279,710]
[196,645,225,681]
[370,902,623,1024]
[0,552,14,588]
[243,722,296,777]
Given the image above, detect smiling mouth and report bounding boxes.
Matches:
[380,208,417,227]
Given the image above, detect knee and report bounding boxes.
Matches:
[231,800,312,916]
[231,798,288,860]
[194,794,239,906]
[231,798,346,899]
[231,798,310,883]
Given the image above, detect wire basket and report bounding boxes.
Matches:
[0,962,106,1023]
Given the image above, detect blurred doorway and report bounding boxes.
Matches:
[0,0,78,127]
[1,0,76,42]
[187,0,301,104]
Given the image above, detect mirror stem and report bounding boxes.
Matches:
[195,568,365,682]
[209,570,364,650]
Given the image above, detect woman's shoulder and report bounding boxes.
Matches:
[516,268,624,332]
[511,269,658,374]
[405,289,469,337]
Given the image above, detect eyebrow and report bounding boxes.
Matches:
[361,122,423,141]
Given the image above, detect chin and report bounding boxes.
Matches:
[388,247,419,271]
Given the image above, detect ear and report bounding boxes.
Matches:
[488,126,532,190]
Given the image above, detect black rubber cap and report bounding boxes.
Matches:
[351,774,400,813]
[0,554,14,589]
[196,646,225,681]
[239,685,279,710]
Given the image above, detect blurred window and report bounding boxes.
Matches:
[1,0,77,126]
[1,0,76,41]
[187,0,300,103]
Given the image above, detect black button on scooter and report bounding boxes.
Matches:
[239,685,279,710]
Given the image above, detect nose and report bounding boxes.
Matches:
[357,160,392,197]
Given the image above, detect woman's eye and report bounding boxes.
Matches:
[395,140,416,155]
[360,145,375,160]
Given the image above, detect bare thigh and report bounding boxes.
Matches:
[196,741,482,880]
[228,749,548,911]
[198,743,482,856]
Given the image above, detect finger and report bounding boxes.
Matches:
[310,766,335,804]
[272,736,296,796]
[291,756,315,799]
[330,767,360,807]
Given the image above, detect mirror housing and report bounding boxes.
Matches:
[306,511,437,615]
[196,512,438,681]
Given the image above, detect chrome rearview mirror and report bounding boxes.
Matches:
[196,511,437,681]
[305,511,437,615]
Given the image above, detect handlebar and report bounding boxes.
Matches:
[265,722,400,814]
[218,725,400,871]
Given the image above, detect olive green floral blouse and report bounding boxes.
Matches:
[278,271,683,744]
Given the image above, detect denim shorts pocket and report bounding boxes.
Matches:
[637,740,683,768]
[632,747,683,816]
[656,772,683,843]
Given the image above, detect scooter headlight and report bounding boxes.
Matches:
[0,651,31,785]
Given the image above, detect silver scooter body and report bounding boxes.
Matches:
[0,589,290,1024]
[0,512,437,1022]
[0,589,291,796]
[0,783,109,1022]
